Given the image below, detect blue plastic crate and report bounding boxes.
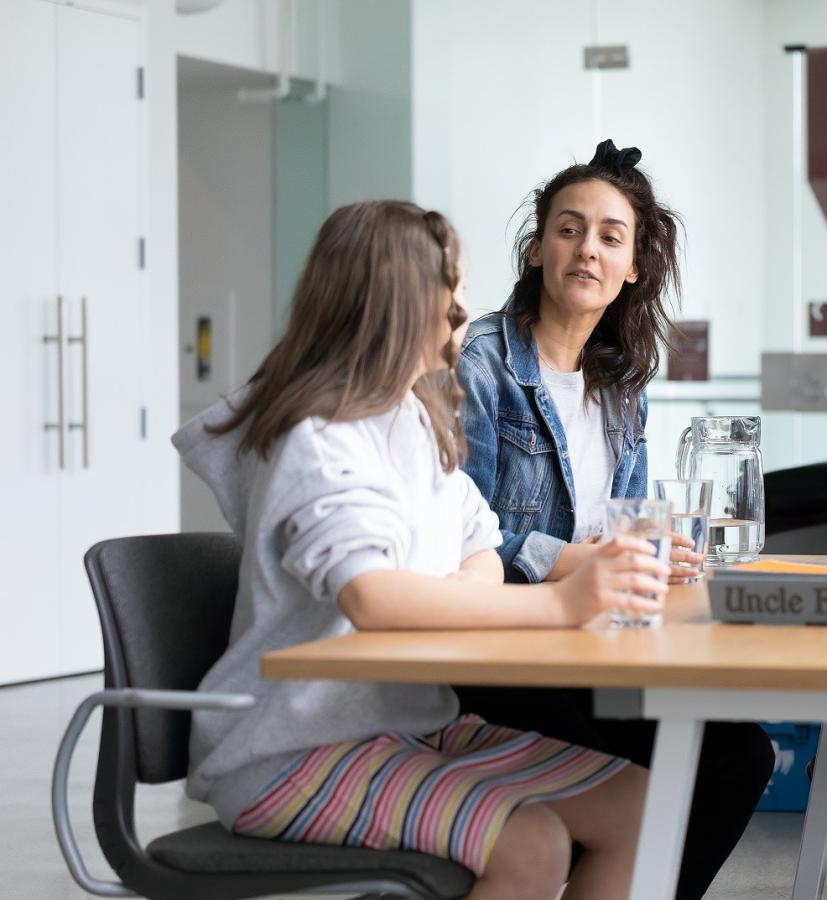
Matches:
[757,722,821,812]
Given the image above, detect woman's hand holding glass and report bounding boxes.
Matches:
[556,535,671,626]
[654,479,712,583]
[584,529,702,583]
[667,532,704,584]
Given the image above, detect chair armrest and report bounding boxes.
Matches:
[51,688,255,897]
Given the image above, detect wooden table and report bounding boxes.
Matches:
[262,560,827,900]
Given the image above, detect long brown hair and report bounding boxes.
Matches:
[210,200,467,471]
[511,161,682,411]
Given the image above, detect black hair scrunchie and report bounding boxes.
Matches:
[589,138,642,174]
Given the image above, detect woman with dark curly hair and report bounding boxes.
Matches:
[461,138,697,580]
[455,140,774,900]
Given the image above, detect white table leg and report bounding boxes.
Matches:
[792,723,827,900]
[628,718,704,900]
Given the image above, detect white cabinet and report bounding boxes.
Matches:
[1,0,61,684]
[174,0,323,84]
[0,1,148,682]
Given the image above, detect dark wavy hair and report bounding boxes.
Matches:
[210,200,467,472]
[510,159,683,412]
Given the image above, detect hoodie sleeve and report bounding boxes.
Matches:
[458,471,502,561]
[279,449,412,605]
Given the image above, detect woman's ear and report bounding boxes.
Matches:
[527,238,542,268]
[625,262,639,284]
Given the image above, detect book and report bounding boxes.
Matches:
[731,559,827,575]
[707,561,827,625]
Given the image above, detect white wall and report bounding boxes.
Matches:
[413,0,593,317]
[763,0,827,354]
[414,0,827,474]
[325,0,412,210]
[413,0,767,376]
[761,0,827,470]
[597,0,765,375]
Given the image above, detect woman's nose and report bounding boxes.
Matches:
[576,232,599,259]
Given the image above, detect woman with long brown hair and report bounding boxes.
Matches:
[456,141,774,899]
[174,199,672,899]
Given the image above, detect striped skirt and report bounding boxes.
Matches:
[234,714,627,875]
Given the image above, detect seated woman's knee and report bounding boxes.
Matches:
[490,803,571,898]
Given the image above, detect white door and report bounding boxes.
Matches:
[0,0,62,683]
[56,5,146,673]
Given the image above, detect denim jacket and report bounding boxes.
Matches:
[458,305,648,584]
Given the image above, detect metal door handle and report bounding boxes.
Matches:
[43,295,65,470]
[68,296,89,468]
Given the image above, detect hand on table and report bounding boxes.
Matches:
[556,535,671,626]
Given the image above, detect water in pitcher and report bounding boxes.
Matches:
[707,518,763,565]
[675,416,765,565]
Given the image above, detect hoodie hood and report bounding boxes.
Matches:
[172,388,254,535]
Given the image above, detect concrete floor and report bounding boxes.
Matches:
[0,672,819,899]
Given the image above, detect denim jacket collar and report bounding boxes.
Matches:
[501,300,629,439]
[501,302,542,388]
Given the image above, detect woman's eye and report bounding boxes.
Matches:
[560,227,578,236]
[603,234,621,245]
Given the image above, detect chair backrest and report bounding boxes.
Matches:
[765,462,827,535]
[84,532,241,783]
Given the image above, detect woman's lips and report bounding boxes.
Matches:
[567,270,598,281]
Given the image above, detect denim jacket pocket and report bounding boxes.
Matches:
[490,419,555,516]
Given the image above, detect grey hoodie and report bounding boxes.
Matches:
[172,390,501,826]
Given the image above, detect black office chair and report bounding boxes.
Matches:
[52,533,474,900]
[762,463,827,798]
[763,462,827,554]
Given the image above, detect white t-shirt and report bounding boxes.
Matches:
[540,364,617,542]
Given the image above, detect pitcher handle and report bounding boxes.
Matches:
[676,426,692,478]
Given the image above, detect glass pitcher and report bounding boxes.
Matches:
[676,416,764,565]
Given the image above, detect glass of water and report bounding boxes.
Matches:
[653,479,713,584]
[603,498,672,628]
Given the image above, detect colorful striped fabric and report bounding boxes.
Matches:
[234,714,627,875]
